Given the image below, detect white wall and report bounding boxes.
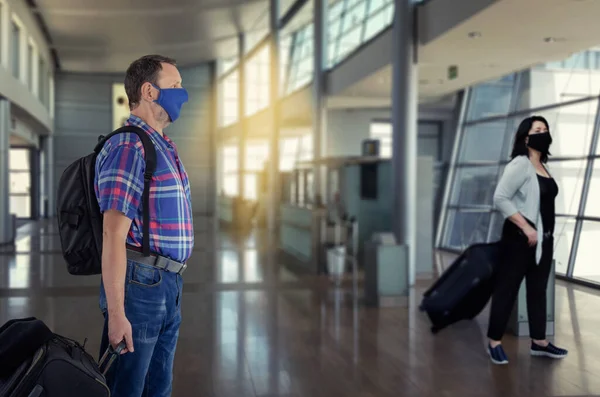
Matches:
[0,0,54,134]
[326,108,390,157]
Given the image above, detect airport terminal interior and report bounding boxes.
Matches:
[4,0,600,395]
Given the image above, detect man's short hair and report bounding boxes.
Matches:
[124,55,176,110]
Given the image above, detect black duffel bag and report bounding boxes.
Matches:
[0,317,122,397]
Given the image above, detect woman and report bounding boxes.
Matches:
[487,115,568,365]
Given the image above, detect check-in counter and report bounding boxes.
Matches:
[279,203,323,273]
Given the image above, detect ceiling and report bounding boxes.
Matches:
[33,0,271,72]
[335,0,600,105]
[32,0,342,73]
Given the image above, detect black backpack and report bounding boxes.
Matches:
[56,126,157,275]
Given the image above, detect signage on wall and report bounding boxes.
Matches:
[448,65,458,80]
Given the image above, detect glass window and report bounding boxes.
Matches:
[223,175,238,196]
[364,8,388,42]
[341,0,367,33]
[547,159,586,216]
[582,160,600,218]
[219,70,239,126]
[450,165,500,207]
[245,141,269,171]
[526,66,600,109]
[554,217,576,275]
[280,137,300,171]
[460,120,511,162]
[337,24,362,60]
[573,221,600,282]
[466,76,516,121]
[540,98,598,158]
[286,23,314,94]
[244,174,258,200]
[245,45,270,116]
[10,148,30,170]
[443,209,491,251]
[9,172,30,194]
[10,196,30,218]
[11,20,20,79]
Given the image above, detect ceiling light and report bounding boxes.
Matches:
[468,31,482,38]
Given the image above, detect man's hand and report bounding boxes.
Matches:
[102,209,134,354]
[108,312,134,354]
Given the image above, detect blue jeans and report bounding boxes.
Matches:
[99,259,183,397]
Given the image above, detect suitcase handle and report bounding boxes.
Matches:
[98,340,127,375]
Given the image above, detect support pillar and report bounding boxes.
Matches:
[237,34,246,203]
[42,135,54,218]
[0,99,10,243]
[312,0,327,205]
[391,0,418,287]
[267,0,280,232]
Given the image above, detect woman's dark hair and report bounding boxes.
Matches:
[510,115,552,163]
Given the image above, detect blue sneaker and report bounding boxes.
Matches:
[488,344,509,365]
[530,342,568,359]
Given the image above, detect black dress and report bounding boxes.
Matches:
[537,174,559,235]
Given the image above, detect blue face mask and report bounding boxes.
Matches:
[152,84,188,122]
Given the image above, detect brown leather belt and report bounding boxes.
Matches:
[125,246,187,275]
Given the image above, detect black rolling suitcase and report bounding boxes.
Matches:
[0,317,124,397]
[420,242,502,333]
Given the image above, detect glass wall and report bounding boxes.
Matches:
[439,48,600,285]
[9,148,32,219]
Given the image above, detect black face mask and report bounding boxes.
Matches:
[527,132,551,154]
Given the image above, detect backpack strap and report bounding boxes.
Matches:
[95,126,157,257]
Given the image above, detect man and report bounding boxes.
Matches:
[95,54,194,397]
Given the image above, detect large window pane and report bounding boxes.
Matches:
[450,165,499,207]
[573,221,600,283]
[10,172,30,194]
[554,217,576,275]
[244,174,258,201]
[219,70,239,127]
[10,149,30,170]
[245,141,269,172]
[584,160,600,218]
[443,209,491,250]
[526,65,600,110]
[10,196,30,218]
[460,120,510,162]
[466,75,516,121]
[547,159,586,216]
[245,45,270,116]
[538,98,597,158]
[223,175,238,197]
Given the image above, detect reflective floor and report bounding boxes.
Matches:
[0,218,598,396]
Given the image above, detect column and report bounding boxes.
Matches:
[312,0,327,204]
[267,0,281,232]
[0,99,10,243]
[391,0,418,286]
[44,136,54,218]
[237,34,246,203]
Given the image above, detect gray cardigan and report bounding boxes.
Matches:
[493,155,544,264]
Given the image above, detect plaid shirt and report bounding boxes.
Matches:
[94,115,194,263]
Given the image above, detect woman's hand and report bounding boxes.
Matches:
[522,224,538,247]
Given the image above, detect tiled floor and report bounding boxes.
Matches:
[1,217,599,396]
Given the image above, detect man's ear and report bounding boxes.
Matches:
[140,82,155,103]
